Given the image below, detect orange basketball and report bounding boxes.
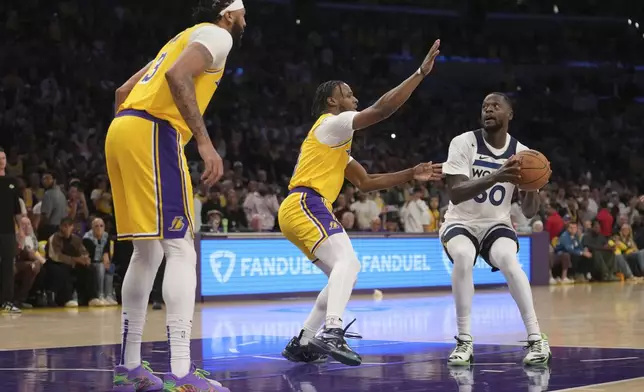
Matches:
[515,149,551,191]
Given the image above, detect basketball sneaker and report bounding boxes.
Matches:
[447,335,474,366]
[163,364,230,392]
[308,319,362,366]
[523,333,551,366]
[112,361,163,392]
[282,331,328,363]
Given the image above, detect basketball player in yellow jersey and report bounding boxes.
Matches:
[280,40,443,367]
[105,1,245,391]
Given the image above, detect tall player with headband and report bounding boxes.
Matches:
[106,1,245,391]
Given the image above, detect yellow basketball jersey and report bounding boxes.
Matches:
[119,23,226,144]
[288,114,353,202]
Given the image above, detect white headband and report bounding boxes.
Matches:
[219,0,244,15]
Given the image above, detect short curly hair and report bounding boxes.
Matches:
[192,0,235,23]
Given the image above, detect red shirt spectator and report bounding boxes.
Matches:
[596,206,614,237]
[545,206,565,241]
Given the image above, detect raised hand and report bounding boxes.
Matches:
[413,162,443,182]
[493,158,522,184]
[419,39,441,76]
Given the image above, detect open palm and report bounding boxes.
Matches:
[413,162,443,181]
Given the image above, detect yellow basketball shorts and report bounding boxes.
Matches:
[278,187,345,260]
[105,109,194,241]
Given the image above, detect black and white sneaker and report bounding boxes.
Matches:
[448,335,474,366]
[308,319,363,366]
[282,331,328,363]
[1,302,22,314]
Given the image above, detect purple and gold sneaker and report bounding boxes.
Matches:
[162,364,230,392]
[112,361,163,392]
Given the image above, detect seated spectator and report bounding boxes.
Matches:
[581,220,619,282]
[45,218,99,307]
[333,194,351,222]
[223,190,248,232]
[90,176,113,218]
[611,223,644,277]
[200,186,223,225]
[15,217,46,308]
[369,217,385,232]
[427,196,441,232]
[544,204,565,242]
[400,187,430,233]
[68,182,89,234]
[351,192,380,231]
[552,222,587,284]
[203,210,223,233]
[340,211,357,232]
[596,200,614,237]
[83,218,117,306]
[243,183,279,231]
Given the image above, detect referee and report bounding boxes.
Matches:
[0,147,22,313]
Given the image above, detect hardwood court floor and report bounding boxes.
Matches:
[1,283,643,391]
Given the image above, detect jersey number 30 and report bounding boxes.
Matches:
[474,184,506,206]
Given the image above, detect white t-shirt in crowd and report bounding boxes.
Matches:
[351,199,380,230]
[401,199,431,233]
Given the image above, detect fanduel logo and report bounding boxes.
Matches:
[209,251,236,284]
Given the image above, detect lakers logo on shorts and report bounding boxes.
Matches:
[169,216,186,232]
[329,221,340,231]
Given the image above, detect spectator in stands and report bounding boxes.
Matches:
[400,187,431,233]
[578,185,598,218]
[203,210,223,233]
[83,217,116,306]
[15,217,45,308]
[578,199,595,224]
[511,193,530,233]
[193,182,209,231]
[68,182,89,234]
[351,192,381,231]
[340,211,357,232]
[243,183,279,231]
[427,196,441,232]
[582,220,619,281]
[369,217,385,232]
[223,190,247,232]
[544,204,565,242]
[333,193,351,222]
[552,222,589,284]
[596,200,614,237]
[39,171,68,241]
[23,173,44,214]
[89,175,113,219]
[200,186,223,225]
[46,218,99,307]
[611,223,644,277]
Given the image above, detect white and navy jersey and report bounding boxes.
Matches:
[442,129,528,225]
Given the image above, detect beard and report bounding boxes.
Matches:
[482,119,503,132]
[231,23,244,47]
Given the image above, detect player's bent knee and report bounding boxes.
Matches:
[446,235,477,273]
[489,237,520,272]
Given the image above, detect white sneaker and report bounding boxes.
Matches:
[548,277,556,285]
[89,298,105,307]
[105,297,118,306]
[523,333,551,366]
[448,335,474,366]
[561,277,574,284]
[65,300,79,308]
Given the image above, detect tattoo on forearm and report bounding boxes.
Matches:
[167,75,210,141]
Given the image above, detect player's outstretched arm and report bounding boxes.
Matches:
[352,39,440,131]
[114,62,152,115]
[345,159,442,193]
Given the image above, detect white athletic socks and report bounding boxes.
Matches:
[446,236,477,337]
[490,238,541,337]
[161,234,197,378]
[120,240,164,370]
[167,316,193,378]
[300,285,329,345]
[121,310,146,369]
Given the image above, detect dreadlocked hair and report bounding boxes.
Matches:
[311,80,343,118]
[192,0,235,23]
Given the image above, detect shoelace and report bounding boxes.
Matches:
[524,339,545,353]
[453,336,473,354]
[193,368,211,380]
[342,318,363,340]
[141,361,154,373]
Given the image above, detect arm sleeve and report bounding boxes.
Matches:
[443,135,472,177]
[314,111,358,146]
[189,25,233,69]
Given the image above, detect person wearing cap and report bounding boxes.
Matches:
[106,0,246,390]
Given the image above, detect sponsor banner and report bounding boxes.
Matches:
[200,236,531,296]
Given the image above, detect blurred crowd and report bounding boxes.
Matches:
[2,0,644,311]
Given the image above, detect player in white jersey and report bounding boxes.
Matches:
[440,93,551,367]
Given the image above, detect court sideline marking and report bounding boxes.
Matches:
[551,377,644,391]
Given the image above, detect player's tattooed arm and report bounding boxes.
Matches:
[445,174,499,205]
[520,191,540,218]
[115,61,152,115]
[165,42,214,143]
